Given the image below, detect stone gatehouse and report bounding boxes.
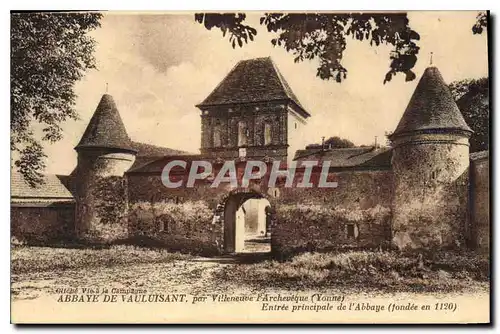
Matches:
[10,57,490,256]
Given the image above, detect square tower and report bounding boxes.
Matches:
[196,57,310,162]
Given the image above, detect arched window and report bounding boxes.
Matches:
[213,120,222,148]
[238,121,248,146]
[264,123,272,146]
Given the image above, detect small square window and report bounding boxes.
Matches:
[346,223,359,239]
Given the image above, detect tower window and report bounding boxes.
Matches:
[238,121,248,146]
[213,120,222,148]
[264,123,272,146]
[295,122,297,129]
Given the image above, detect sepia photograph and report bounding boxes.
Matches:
[10,10,490,324]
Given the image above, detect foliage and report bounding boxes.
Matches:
[95,176,128,225]
[306,136,356,149]
[472,11,488,35]
[214,250,489,292]
[11,245,191,274]
[196,13,420,83]
[194,13,257,48]
[129,201,215,238]
[275,204,391,254]
[278,204,390,225]
[11,12,102,187]
[449,77,489,152]
[128,200,220,255]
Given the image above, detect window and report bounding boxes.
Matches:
[346,223,359,239]
[264,123,272,146]
[239,147,247,158]
[158,220,165,233]
[213,120,222,148]
[238,121,248,146]
[295,122,297,129]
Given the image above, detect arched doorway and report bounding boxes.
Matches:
[223,191,272,254]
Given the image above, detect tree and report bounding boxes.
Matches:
[196,13,420,84]
[11,12,102,187]
[195,11,488,84]
[449,78,489,153]
[306,136,356,149]
[472,11,488,35]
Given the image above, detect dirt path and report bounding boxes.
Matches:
[11,257,232,301]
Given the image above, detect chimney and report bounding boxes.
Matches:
[321,136,325,152]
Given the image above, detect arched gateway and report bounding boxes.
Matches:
[219,189,274,254]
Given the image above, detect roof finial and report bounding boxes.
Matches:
[105,82,109,93]
[430,52,433,66]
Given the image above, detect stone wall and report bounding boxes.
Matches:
[128,200,221,256]
[11,204,75,243]
[271,170,393,256]
[470,155,489,253]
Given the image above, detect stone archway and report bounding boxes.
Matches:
[221,189,273,254]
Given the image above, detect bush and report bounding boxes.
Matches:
[214,250,490,292]
[127,201,222,255]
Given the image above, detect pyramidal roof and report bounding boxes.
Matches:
[76,94,135,151]
[197,57,310,117]
[391,66,472,137]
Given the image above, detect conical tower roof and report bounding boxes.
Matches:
[197,57,310,118]
[75,94,135,151]
[391,67,472,138]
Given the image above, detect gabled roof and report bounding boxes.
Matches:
[75,94,135,151]
[294,147,392,169]
[197,57,310,117]
[11,172,74,201]
[391,67,472,138]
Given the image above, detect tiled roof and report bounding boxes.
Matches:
[76,94,135,151]
[130,141,190,157]
[294,147,392,169]
[391,67,472,138]
[197,57,310,117]
[470,150,489,161]
[127,154,204,174]
[127,141,192,171]
[11,172,74,201]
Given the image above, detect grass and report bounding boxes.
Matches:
[11,245,192,274]
[11,246,490,294]
[214,250,490,293]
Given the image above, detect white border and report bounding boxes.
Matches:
[2,2,497,333]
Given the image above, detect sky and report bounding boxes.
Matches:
[41,11,488,175]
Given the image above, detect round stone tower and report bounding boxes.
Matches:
[74,94,136,242]
[389,67,473,251]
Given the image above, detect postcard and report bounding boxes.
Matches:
[10,10,490,324]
